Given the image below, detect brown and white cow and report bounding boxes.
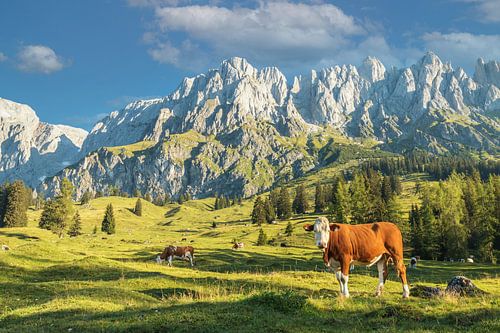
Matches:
[156,245,195,267]
[304,217,409,298]
[232,242,244,250]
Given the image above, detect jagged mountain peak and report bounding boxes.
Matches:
[0,97,88,186]
[0,97,38,122]
[220,56,258,83]
[360,56,386,82]
[474,58,500,87]
[419,51,443,66]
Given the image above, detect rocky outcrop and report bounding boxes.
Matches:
[82,53,499,157]
[0,98,88,187]
[5,53,499,198]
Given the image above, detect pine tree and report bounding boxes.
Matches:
[350,174,369,224]
[214,195,220,210]
[390,175,403,195]
[134,199,143,216]
[101,203,116,234]
[39,199,66,236]
[314,184,326,213]
[68,210,82,237]
[285,221,294,236]
[2,181,29,227]
[334,178,350,224]
[145,193,152,202]
[38,178,74,237]
[0,183,9,227]
[277,187,292,219]
[381,176,393,203]
[178,194,185,204]
[251,197,266,225]
[256,228,268,246]
[269,188,280,212]
[80,191,92,205]
[292,185,308,214]
[264,198,276,223]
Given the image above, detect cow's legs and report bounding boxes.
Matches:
[340,260,351,298]
[167,255,173,267]
[335,270,344,296]
[187,253,194,267]
[394,257,409,298]
[375,258,387,296]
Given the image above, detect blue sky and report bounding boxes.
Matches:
[0,0,499,130]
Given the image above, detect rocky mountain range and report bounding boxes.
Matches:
[1,52,498,199]
[0,98,87,187]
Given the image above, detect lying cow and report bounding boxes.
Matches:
[410,257,417,268]
[156,245,195,267]
[232,242,244,250]
[304,217,409,298]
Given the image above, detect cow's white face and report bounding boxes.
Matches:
[314,217,330,249]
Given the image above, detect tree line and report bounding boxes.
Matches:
[214,194,242,210]
[364,152,499,180]
[251,169,406,236]
[409,172,499,263]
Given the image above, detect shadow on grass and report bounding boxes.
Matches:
[1,294,498,333]
[0,232,40,240]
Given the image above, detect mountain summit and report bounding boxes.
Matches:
[1,53,498,198]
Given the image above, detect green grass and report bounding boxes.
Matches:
[1,195,499,332]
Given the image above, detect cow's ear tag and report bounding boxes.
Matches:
[329,224,340,232]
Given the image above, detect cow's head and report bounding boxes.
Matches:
[304,217,331,249]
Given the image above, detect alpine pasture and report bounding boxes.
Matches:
[1,192,499,332]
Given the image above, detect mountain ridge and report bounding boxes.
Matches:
[0,52,498,198]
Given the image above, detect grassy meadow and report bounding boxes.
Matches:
[1,189,499,332]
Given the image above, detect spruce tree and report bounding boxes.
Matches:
[102,203,116,234]
[264,197,276,223]
[292,185,308,214]
[269,188,280,212]
[68,210,82,237]
[277,187,292,219]
[350,174,369,224]
[145,193,152,202]
[335,179,350,224]
[214,196,220,210]
[285,221,294,236]
[256,228,268,246]
[251,197,266,225]
[381,176,393,203]
[3,181,29,228]
[134,198,143,217]
[0,183,9,227]
[80,190,92,205]
[314,184,326,213]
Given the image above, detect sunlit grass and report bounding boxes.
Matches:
[0,189,498,332]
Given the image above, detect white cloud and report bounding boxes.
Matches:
[421,32,500,69]
[462,0,500,23]
[0,52,7,62]
[144,1,372,70]
[17,45,67,74]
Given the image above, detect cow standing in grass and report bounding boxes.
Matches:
[304,217,409,298]
[156,245,195,267]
